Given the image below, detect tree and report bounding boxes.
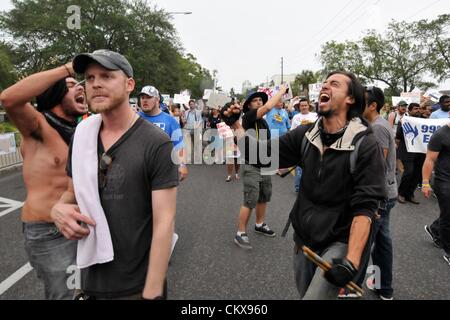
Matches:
[0,0,213,97]
[319,16,449,95]
[292,70,322,97]
[417,14,450,82]
[0,43,17,92]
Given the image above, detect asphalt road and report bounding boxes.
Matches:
[0,165,449,300]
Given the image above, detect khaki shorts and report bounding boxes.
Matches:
[242,164,272,209]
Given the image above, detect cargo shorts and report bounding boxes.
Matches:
[242,164,272,209]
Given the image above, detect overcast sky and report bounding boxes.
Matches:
[1,0,449,93]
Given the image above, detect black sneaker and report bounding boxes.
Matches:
[424,225,441,248]
[234,233,252,249]
[255,223,276,237]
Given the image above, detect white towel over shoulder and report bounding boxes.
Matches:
[72,114,114,268]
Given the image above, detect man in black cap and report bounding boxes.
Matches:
[232,89,288,250]
[0,63,86,299]
[51,49,179,300]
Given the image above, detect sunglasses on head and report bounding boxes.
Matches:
[99,153,113,189]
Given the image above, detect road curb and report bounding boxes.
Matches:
[0,164,23,177]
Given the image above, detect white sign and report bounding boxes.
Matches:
[423,89,442,102]
[0,133,16,155]
[401,116,449,153]
[173,94,190,105]
[274,83,293,101]
[257,83,293,101]
[203,89,213,100]
[308,83,323,102]
[206,93,230,109]
[161,94,171,102]
[400,92,421,103]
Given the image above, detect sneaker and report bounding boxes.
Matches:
[444,254,450,265]
[379,294,394,300]
[255,223,276,237]
[397,195,406,204]
[406,197,420,205]
[226,175,232,182]
[424,225,441,248]
[234,233,252,249]
[235,173,240,180]
[338,288,361,299]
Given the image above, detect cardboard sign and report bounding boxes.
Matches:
[206,93,230,109]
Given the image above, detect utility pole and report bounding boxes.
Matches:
[281,57,284,84]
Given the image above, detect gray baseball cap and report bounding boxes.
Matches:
[73,49,134,77]
[397,100,408,106]
[139,85,159,98]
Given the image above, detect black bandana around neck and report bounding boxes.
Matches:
[318,119,348,147]
[43,111,78,145]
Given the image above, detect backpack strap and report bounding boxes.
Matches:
[349,135,366,175]
[282,133,365,238]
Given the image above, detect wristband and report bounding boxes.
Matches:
[422,184,431,188]
[63,64,74,77]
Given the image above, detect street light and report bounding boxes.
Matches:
[167,12,192,15]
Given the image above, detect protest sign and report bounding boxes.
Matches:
[401,116,449,153]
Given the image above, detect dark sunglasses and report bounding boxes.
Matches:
[99,153,113,189]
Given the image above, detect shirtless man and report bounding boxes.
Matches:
[0,63,86,299]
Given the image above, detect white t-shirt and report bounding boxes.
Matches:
[291,112,318,130]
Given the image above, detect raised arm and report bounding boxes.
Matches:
[256,85,288,119]
[0,63,74,137]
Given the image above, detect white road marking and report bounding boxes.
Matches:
[0,196,23,218]
[0,263,33,296]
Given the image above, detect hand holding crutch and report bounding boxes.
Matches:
[302,246,364,296]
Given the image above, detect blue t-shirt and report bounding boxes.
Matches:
[430,109,449,119]
[265,108,291,138]
[139,111,184,149]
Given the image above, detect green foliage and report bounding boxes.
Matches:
[319,15,449,97]
[292,70,322,97]
[0,0,213,98]
[0,42,17,91]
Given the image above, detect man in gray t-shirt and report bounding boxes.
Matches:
[359,86,396,300]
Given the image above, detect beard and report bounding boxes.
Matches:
[89,95,125,113]
[317,109,335,118]
[61,99,86,118]
[442,105,449,112]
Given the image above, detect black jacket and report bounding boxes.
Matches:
[277,118,386,250]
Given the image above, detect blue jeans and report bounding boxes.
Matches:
[295,167,302,192]
[371,198,396,297]
[293,241,348,299]
[23,222,77,300]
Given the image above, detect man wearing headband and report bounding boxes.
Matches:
[0,63,87,299]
